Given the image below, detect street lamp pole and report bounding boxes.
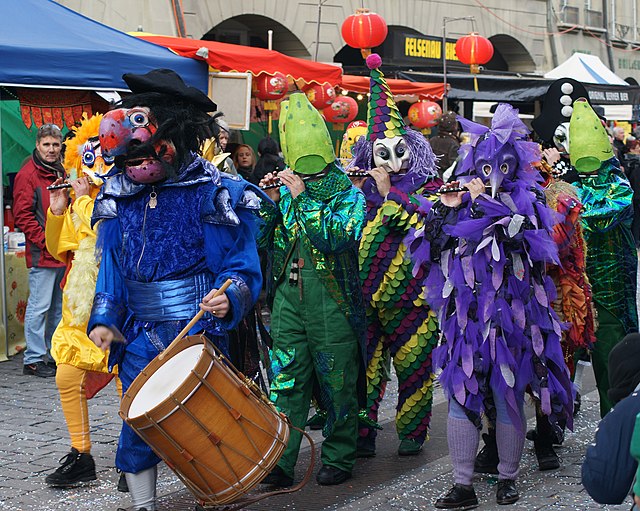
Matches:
[314,0,330,61]
[442,16,475,112]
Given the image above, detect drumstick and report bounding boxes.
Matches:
[158,278,233,360]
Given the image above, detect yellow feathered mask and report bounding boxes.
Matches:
[64,113,114,186]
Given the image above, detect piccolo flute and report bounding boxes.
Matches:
[437,185,494,194]
[260,172,328,190]
[346,171,369,178]
[47,183,73,190]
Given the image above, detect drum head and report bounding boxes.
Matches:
[129,344,202,418]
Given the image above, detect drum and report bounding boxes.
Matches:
[120,335,289,506]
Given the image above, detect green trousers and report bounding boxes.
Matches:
[591,305,627,417]
[269,263,359,478]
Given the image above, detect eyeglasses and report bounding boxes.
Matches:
[38,123,61,133]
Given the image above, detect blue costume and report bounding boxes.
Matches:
[88,156,263,473]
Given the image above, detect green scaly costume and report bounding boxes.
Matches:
[259,92,366,479]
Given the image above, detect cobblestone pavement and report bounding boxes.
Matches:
[0,350,633,511]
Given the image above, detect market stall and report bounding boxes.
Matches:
[0,0,209,360]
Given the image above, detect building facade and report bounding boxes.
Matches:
[58,0,640,83]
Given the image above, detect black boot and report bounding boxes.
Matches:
[496,479,519,505]
[533,438,560,471]
[260,465,293,487]
[532,415,561,470]
[435,484,479,509]
[117,470,129,492]
[474,429,498,474]
[45,448,96,487]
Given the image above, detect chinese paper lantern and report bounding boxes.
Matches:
[303,82,336,110]
[408,101,442,129]
[253,72,288,102]
[323,96,358,124]
[341,8,388,58]
[455,33,494,91]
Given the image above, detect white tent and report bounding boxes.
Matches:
[545,53,628,85]
[545,53,633,119]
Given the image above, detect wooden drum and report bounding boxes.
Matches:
[119,335,289,506]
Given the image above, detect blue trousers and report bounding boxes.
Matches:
[23,267,64,365]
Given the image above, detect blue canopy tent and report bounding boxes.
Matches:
[0,0,209,359]
[0,0,207,91]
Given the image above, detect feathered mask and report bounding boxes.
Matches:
[64,113,114,186]
[455,103,540,196]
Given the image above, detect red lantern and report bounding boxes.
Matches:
[455,33,494,74]
[341,8,388,58]
[253,72,288,101]
[303,82,336,110]
[323,96,358,124]
[408,101,443,129]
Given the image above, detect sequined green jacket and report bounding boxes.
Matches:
[572,158,639,334]
[258,170,366,338]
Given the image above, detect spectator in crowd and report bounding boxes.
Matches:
[429,111,461,179]
[623,139,640,247]
[254,137,285,185]
[583,333,640,505]
[613,126,629,161]
[13,123,67,378]
[233,144,258,184]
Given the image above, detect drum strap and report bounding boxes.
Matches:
[124,273,215,321]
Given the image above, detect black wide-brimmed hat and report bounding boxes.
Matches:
[123,69,217,112]
[531,78,589,143]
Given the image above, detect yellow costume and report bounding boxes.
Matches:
[44,115,119,485]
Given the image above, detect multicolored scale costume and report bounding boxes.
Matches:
[349,53,441,454]
[407,104,574,496]
[568,99,638,417]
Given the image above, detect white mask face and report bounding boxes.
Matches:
[373,136,410,173]
[553,123,570,155]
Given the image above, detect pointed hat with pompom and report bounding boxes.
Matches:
[365,53,406,141]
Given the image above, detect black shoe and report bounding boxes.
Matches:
[260,465,293,487]
[435,484,478,509]
[46,359,57,368]
[356,436,376,458]
[573,392,581,415]
[534,440,560,471]
[526,427,562,445]
[45,448,96,487]
[496,479,519,505]
[398,438,422,456]
[306,412,326,431]
[117,471,129,492]
[474,432,499,474]
[316,465,351,485]
[116,508,147,511]
[23,362,56,378]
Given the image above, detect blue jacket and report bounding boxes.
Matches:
[582,391,640,504]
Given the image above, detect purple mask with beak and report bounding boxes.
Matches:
[473,136,519,197]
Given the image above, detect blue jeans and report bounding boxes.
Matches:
[23,267,65,365]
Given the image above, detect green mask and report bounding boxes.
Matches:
[278,92,335,175]
[569,98,614,173]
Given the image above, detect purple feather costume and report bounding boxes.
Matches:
[407,105,574,434]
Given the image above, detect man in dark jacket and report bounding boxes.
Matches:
[13,123,67,377]
[429,111,460,178]
[582,333,640,505]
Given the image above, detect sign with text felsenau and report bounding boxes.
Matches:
[393,32,461,66]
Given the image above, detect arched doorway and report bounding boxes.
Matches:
[203,15,309,58]
[486,34,536,73]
